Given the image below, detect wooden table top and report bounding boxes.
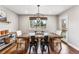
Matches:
[16,34,29,38]
[49,33,63,38]
[16,33,63,39]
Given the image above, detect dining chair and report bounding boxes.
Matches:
[16,30,22,36]
[53,30,62,53]
[56,30,62,36]
[41,35,49,54]
[16,30,25,53]
[29,35,38,54]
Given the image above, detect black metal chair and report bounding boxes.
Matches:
[29,36,38,54]
[41,36,49,54]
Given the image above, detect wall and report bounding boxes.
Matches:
[59,6,79,50]
[0,6,18,32]
[18,15,57,33]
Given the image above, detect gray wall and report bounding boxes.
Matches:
[59,6,79,50]
[18,15,57,33]
[0,6,18,32]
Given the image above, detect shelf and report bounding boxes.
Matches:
[0,42,14,51]
[0,21,11,23]
[0,33,11,37]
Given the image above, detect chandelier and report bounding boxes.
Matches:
[34,5,45,18]
[30,5,47,20]
[36,5,47,21]
[30,5,47,30]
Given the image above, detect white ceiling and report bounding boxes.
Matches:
[3,5,73,15]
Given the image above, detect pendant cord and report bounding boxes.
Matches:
[37,5,40,18]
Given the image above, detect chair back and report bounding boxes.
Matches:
[30,36,36,43]
[56,30,62,36]
[29,32,35,36]
[44,35,48,42]
[44,32,48,36]
[16,30,22,36]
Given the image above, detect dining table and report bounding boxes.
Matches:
[16,32,63,53]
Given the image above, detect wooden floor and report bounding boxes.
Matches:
[0,42,79,54]
[50,42,79,54]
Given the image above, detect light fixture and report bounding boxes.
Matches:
[36,5,47,19]
[29,5,47,30]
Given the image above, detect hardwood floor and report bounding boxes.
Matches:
[0,43,16,54]
[50,42,79,54]
[1,42,79,54]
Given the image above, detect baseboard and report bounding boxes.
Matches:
[62,40,79,51]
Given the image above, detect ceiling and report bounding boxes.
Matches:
[3,5,73,15]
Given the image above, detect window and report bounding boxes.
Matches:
[30,17,47,28]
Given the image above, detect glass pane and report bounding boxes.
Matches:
[30,18,47,28]
[41,20,47,27]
